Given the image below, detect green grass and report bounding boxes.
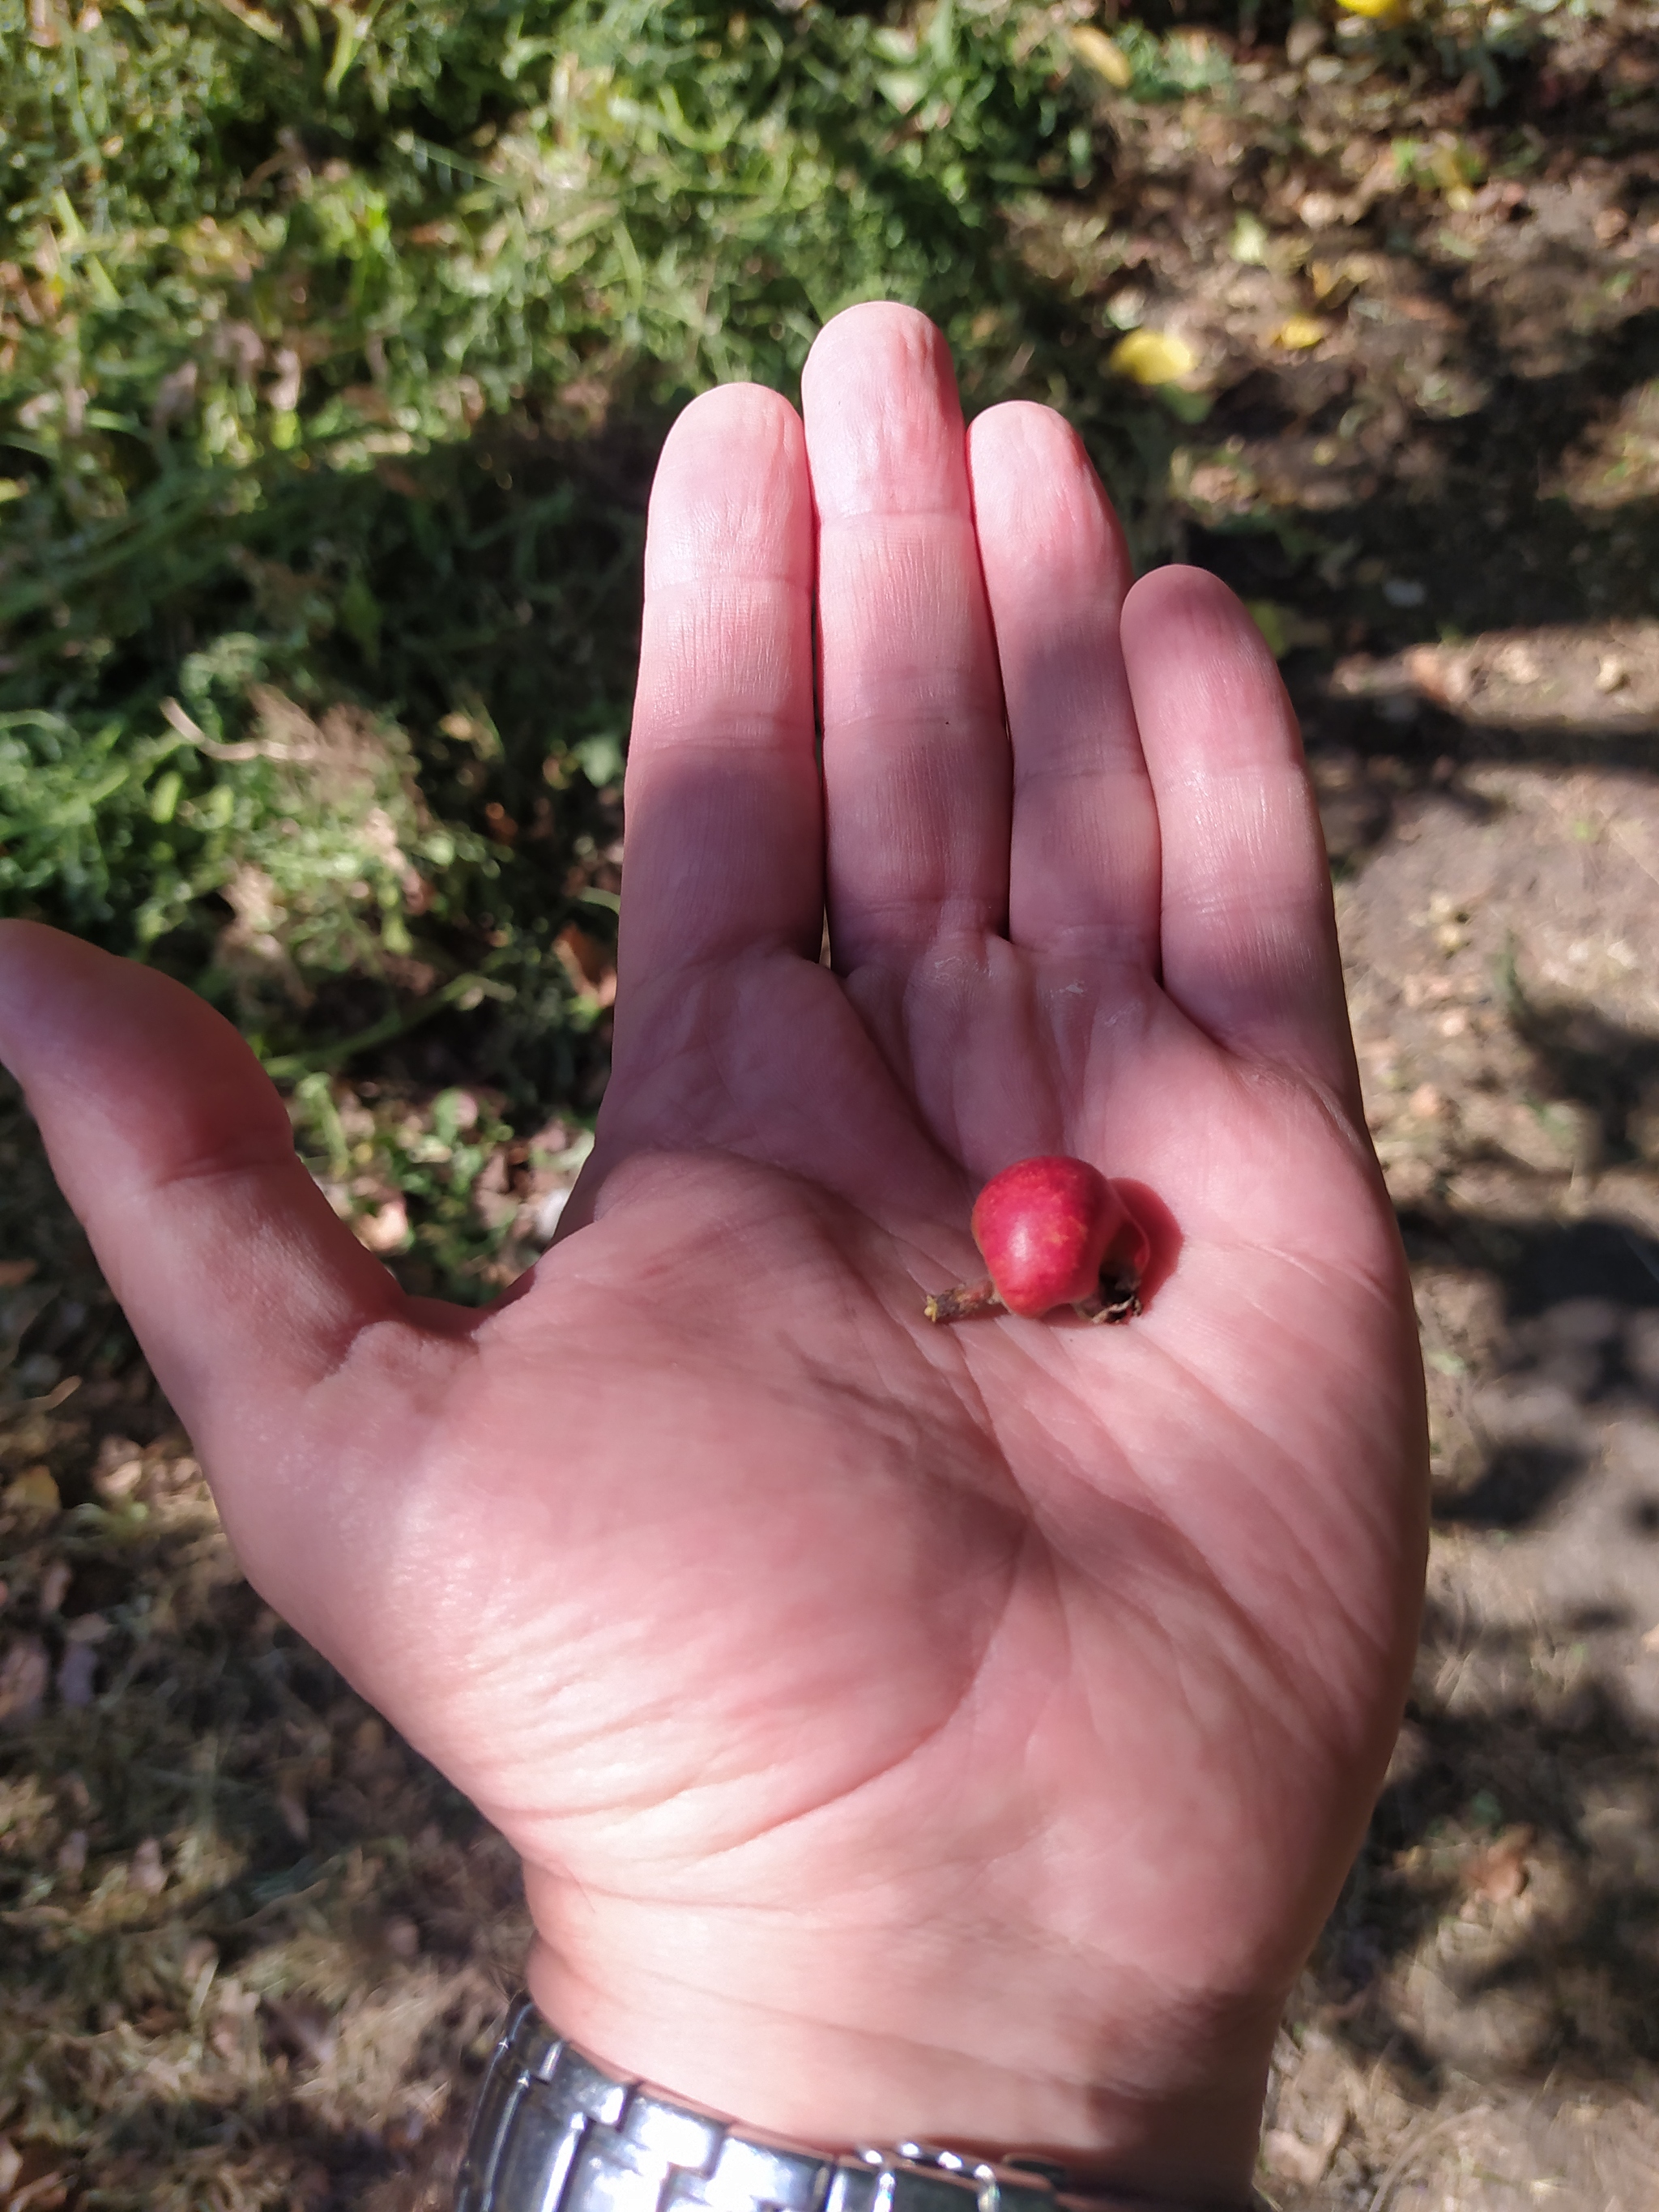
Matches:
[0,0,1574,1270]
[0,0,1235,1255]
[0,2,1154,1010]
[6,3,1649,2202]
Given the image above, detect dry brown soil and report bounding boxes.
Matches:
[6,0,1659,2201]
[11,658,1659,2212]
[1262,687,1659,2208]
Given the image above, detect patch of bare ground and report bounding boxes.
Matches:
[1029,15,1659,2181]
[1047,19,1659,2185]
[7,0,1659,2201]
[22,711,1659,2208]
[1255,686,1659,2203]
[0,1089,530,2210]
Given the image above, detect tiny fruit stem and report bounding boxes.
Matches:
[923,1276,1005,1325]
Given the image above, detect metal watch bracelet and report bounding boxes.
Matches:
[454,1997,1260,2212]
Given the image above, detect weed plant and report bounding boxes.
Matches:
[0,1,1188,1104]
[2,2,1636,2202]
[0,0,1563,1242]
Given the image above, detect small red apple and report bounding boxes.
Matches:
[924,1156,1150,1326]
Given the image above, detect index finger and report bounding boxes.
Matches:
[618,383,822,989]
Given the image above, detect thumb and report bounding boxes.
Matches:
[0,921,407,1447]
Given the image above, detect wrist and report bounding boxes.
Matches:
[464,1993,1265,2212]
[522,1933,1274,2206]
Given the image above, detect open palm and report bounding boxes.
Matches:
[0,308,1425,2205]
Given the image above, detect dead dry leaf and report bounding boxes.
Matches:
[1262,2127,1333,2185]
[2,1468,58,1519]
[92,1453,144,1502]
[263,1993,339,2070]
[2,2142,72,2212]
[0,1636,50,1728]
[1493,641,1542,685]
[355,1196,410,1254]
[1461,1826,1533,1908]
[276,1768,312,1843]
[552,924,617,1006]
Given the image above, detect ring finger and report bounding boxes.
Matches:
[967,403,1160,970]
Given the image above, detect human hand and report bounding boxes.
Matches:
[0,305,1427,2205]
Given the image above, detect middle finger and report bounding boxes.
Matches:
[802,305,1010,975]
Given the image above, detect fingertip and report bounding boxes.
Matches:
[0,917,97,1042]
[624,372,822,976]
[1124,560,1255,628]
[968,403,1132,598]
[0,926,275,1142]
[800,305,965,522]
[0,916,55,959]
[0,926,293,1168]
[669,379,800,431]
[1121,565,1302,769]
[965,396,1084,468]
[657,381,804,471]
[646,383,811,595]
[803,300,947,386]
[0,927,412,1421]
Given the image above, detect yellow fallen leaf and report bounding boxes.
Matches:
[1067,23,1132,89]
[1108,329,1196,386]
[1230,212,1270,266]
[1338,0,1407,16]
[4,1466,60,1516]
[1273,315,1328,351]
[1308,258,1347,301]
[1429,144,1473,195]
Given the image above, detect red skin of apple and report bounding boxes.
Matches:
[924,1157,1150,1326]
[974,1156,1121,1315]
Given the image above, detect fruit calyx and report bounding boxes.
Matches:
[923,1155,1149,1327]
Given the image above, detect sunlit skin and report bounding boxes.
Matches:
[0,306,1427,2205]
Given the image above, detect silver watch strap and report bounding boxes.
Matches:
[454,1997,1256,2212]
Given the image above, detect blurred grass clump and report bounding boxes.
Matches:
[0,0,1588,1294]
[0,0,1159,1126]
